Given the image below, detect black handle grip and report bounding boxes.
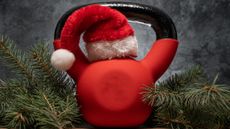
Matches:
[54,2,177,40]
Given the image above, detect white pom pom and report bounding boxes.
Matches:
[51,49,75,71]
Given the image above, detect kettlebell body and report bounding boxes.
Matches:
[78,59,153,127]
[53,2,178,127]
[67,38,178,127]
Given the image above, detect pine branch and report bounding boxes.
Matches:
[2,87,80,129]
[0,79,30,126]
[158,66,205,91]
[143,66,230,129]
[2,83,36,129]
[184,76,230,128]
[142,66,204,108]
[29,42,75,97]
[29,90,80,129]
[154,111,192,129]
[0,37,81,128]
[142,66,205,128]
[0,36,38,89]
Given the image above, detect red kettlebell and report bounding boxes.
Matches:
[52,2,178,127]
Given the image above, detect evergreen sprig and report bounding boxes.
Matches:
[0,36,80,129]
[143,66,230,129]
[31,92,80,129]
[143,66,204,109]
[183,75,230,129]
[0,36,37,87]
[29,42,75,97]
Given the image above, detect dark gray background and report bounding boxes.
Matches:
[0,0,229,84]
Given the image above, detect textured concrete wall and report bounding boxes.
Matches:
[0,0,229,83]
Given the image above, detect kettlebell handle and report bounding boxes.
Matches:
[54,2,177,40]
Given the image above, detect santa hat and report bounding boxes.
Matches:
[51,4,138,71]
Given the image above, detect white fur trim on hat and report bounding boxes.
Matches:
[86,36,138,62]
[51,49,75,71]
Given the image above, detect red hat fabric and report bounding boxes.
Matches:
[51,4,138,70]
[83,8,134,43]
